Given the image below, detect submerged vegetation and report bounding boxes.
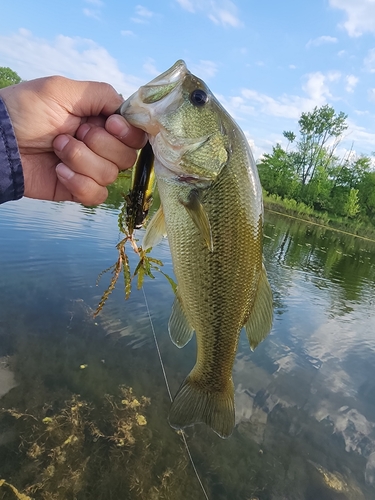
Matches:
[0,384,202,500]
[95,165,175,316]
[258,105,375,235]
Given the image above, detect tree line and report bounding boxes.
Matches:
[1,67,374,225]
[257,104,375,224]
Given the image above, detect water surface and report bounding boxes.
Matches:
[0,198,374,499]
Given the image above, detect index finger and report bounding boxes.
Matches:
[105,114,147,149]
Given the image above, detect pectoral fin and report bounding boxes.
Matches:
[244,265,273,351]
[168,296,194,348]
[179,189,213,252]
[142,206,167,250]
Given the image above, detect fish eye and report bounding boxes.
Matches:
[190,89,208,107]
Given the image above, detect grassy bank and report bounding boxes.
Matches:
[263,192,375,242]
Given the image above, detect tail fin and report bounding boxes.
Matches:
[168,374,235,438]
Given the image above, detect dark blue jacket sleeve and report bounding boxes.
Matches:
[0,96,24,204]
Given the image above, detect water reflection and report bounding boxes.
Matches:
[0,199,374,499]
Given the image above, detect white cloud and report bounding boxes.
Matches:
[83,8,101,20]
[190,60,218,80]
[120,30,135,36]
[0,29,141,98]
[329,0,375,37]
[302,71,341,102]
[83,0,103,20]
[306,35,338,48]
[345,74,358,92]
[142,58,160,77]
[243,131,274,161]
[135,5,154,17]
[240,88,313,120]
[364,48,375,72]
[175,0,195,13]
[131,5,155,23]
[368,88,375,103]
[175,0,242,27]
[223,71,342,123]
[345,118,375,151]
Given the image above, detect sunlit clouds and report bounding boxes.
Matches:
[330,0,375,37]
[0,29,141,97]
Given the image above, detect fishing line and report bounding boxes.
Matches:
[141,286,210,500]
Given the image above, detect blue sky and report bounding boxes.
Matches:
[1,0,375,160]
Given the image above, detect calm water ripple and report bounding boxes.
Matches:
[0,198,375,499]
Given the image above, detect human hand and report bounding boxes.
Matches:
[0,76,146,205]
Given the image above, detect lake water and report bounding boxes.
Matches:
[0,196,374,500]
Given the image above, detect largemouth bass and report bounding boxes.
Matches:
[119,60,273,438]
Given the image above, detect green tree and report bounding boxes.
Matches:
[258,144,299,199]
[296,104,347,185]
[358,171,375,217]
[344,188,360,218]
[0,67,22,88]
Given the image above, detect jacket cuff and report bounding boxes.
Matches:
[0,96,24,204]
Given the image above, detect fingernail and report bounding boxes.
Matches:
[106,115,130,138]
[54,135,70,152]
[56,163,74,180]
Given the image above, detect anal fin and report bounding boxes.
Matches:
[168,296,194,348]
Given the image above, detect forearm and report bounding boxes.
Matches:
[0,96,24,205]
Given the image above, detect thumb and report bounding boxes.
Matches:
[60,78,124,118]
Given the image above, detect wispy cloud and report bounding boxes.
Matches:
[222,71,342,123]
[83,0,103,21]
[364,48,375,72]
[306,35,338,48]
[120,30,135,36]
[175,0,242,28]
[176,0,195,13]
[190,60,218,80]
[345,74,358,92]
[83,8,101,20]
[329,0,375,37]
[131,5,155,24]
[368,88,375,103]
[0,29,141,97]
[142,58,160,77]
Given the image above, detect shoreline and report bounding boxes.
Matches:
[264,201,375,243]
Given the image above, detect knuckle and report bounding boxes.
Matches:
[76,183,107,206]
[43,75,69,94]
[120,149,137,170]
[105,166,119,185]
[63,141,83,164]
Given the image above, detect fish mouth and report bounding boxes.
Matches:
[143,59,188,88]
[118,60,188,133]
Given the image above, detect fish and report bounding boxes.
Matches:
[119,60,273,438]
